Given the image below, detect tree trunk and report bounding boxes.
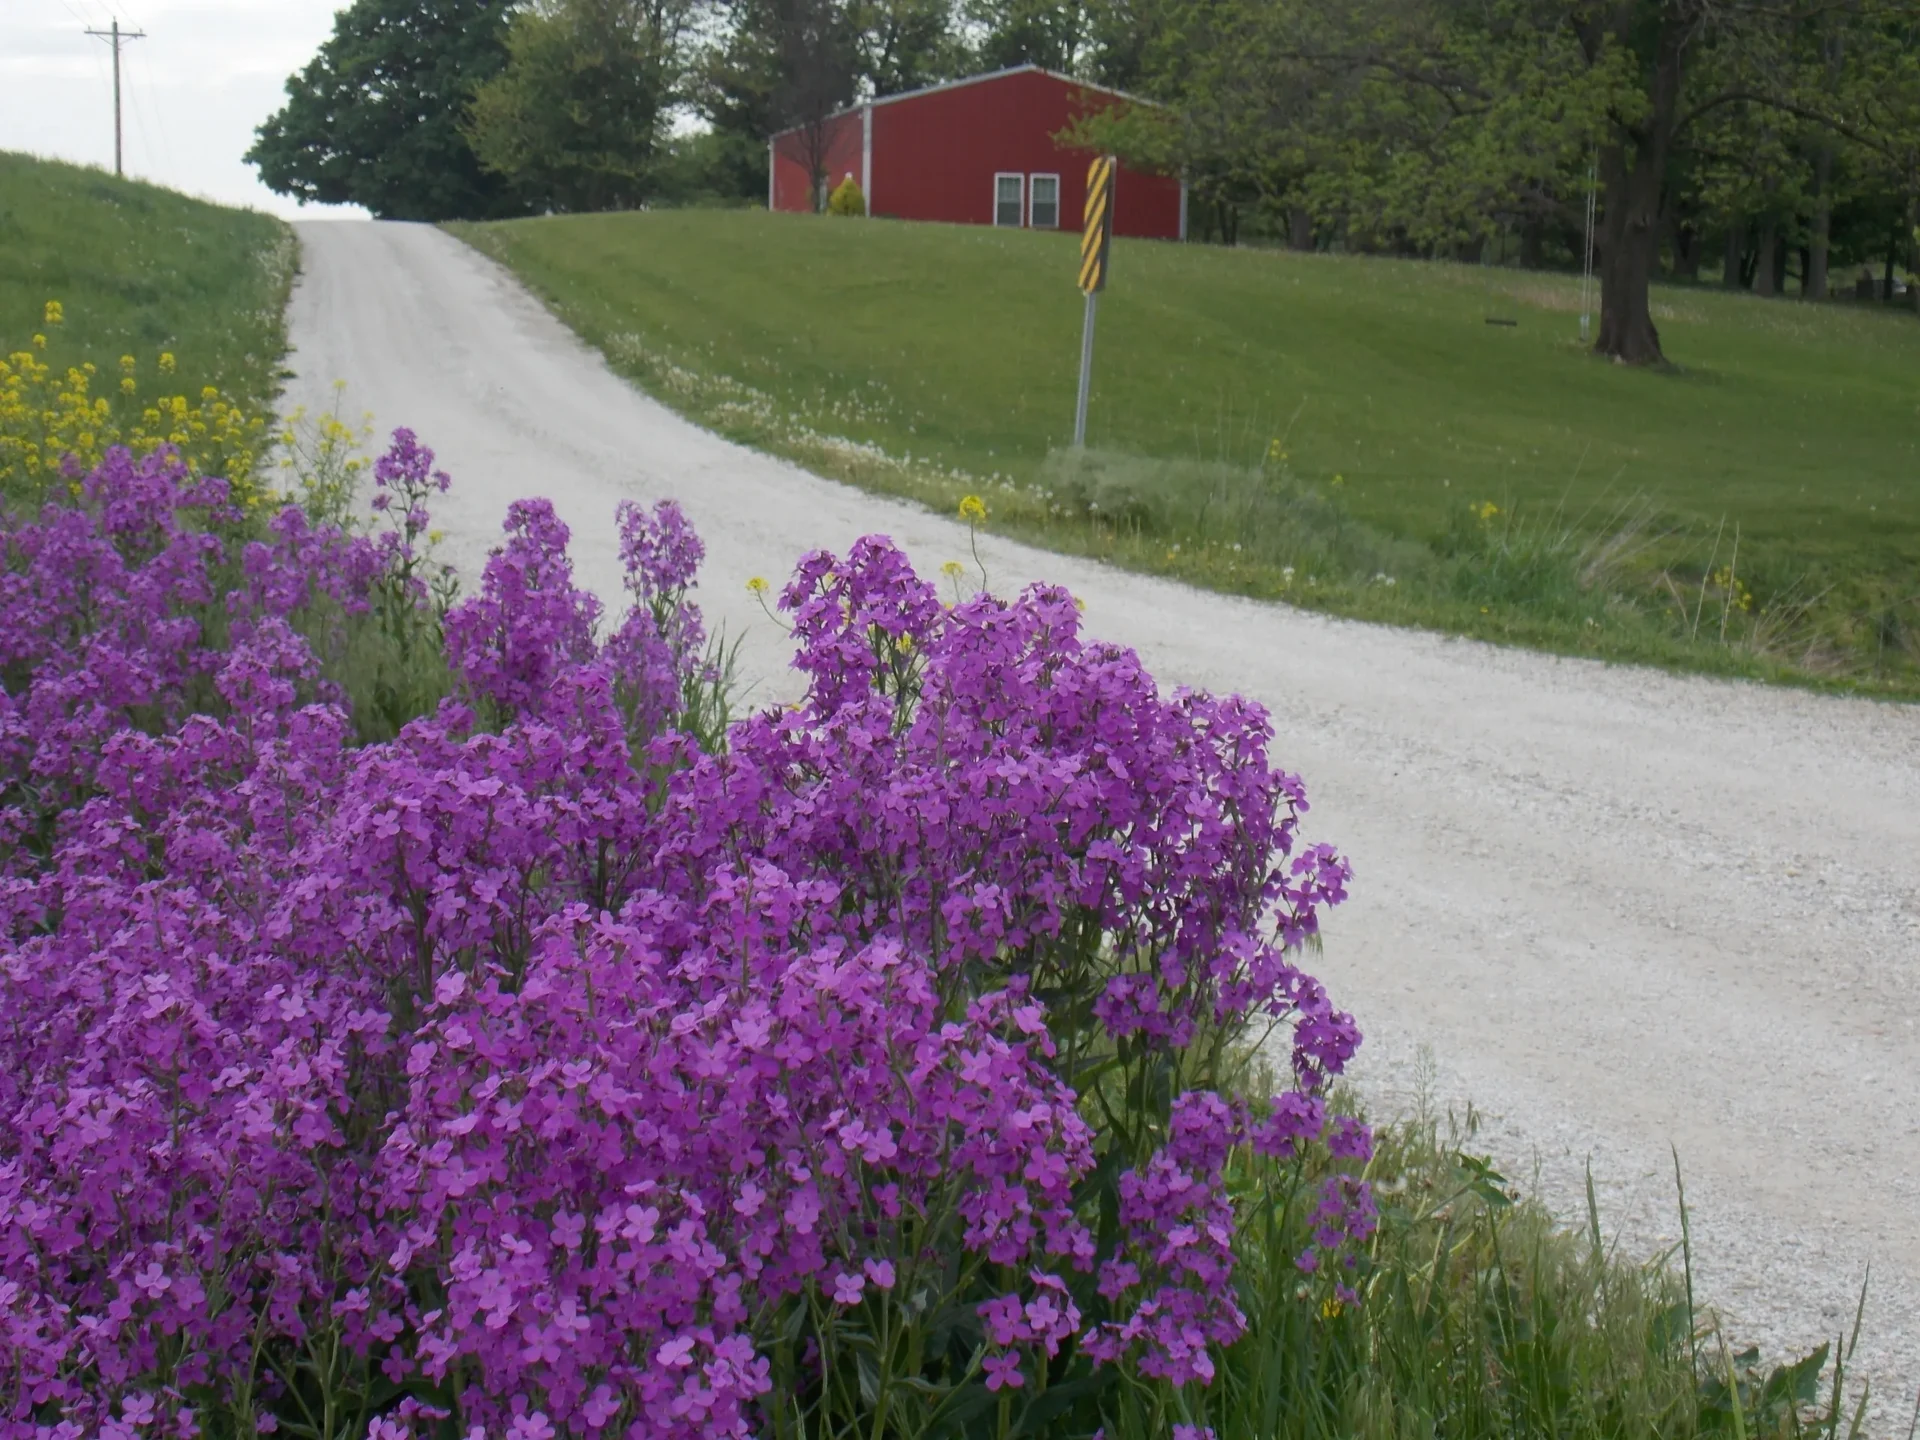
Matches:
[1754,219,1777,297]
[1595,156,1664,361]
[1589,8,1683,364]
[1807,146,1834,300]
[1288,205,1314,251]
[1910,195,1920,310]
[1722,217,1744,289]
[1520,222,1544,269]
[1672,220,1701,281]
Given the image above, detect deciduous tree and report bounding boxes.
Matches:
[466,0,694,213]
[247,0,523,221]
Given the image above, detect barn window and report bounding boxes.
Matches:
[994,173,1024,227]
[1029,174,1060,229]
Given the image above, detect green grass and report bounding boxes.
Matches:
[1195,1101,1872,1440]
[450,209,1920,695]
[0,150,292,415]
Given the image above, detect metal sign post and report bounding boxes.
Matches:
[1073,156,1115,449]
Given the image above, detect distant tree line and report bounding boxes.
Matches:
[248,0,1097,223]
[252,0,1920,365]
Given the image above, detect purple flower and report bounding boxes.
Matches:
[982,1351,1024,1391]
[0,463,1366,1433]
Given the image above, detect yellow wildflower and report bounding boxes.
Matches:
[746,577,770,597]
[43,301,63,326]
[958,494,987,525]
[158,352,176,375]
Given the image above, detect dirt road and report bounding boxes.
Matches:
[283,220,1920,1414]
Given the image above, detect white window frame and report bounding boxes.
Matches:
[1027,172,1061,229]
[992,171,1025,228]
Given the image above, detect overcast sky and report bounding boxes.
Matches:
[1,0,366,218]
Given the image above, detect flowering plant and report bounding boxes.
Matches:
[1,302,268,508]
[0,433,1369,1440]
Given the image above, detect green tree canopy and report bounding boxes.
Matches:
[696,0,974,204]
[247,0,524,222]
[1079,0,1920,365]
[466,0,694,213]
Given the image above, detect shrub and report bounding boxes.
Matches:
[827,176,866,217]
[1,439,1368,1439]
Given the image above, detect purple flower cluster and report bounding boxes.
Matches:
[1,440,1371,1439]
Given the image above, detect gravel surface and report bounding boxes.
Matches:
[284,220,1920,1425]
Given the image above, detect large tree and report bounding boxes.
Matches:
[854,0,969,94]
[1091,0,1920,363]
[967,0,1094,71]
[248,0,524,221]
[695,0,980,204]
[466,0,694,213]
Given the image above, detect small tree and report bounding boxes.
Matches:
[827,172,867,213]
[466,0,694,214]
[704,0,860,211]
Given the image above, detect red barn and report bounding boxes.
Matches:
[768,65,1186,241]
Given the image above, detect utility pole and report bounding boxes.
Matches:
[84,18,146,178]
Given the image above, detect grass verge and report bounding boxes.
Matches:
[448,209,1920,697]
[1220,1095,1876,1440]
[0,151,293,416]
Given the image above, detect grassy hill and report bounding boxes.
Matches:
[453,208,1920,694]
[0,152,291,417]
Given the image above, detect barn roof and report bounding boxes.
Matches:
[767,63,1161,141]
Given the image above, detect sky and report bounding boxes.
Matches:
[0,0,366,218]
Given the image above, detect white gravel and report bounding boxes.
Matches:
[283,220,1920,1426]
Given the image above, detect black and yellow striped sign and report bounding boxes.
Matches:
[1079,155,1115,294]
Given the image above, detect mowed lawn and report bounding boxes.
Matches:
[454,208,1920,577]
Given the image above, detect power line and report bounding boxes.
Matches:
[83,16,146,179]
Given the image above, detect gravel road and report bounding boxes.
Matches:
[284,220,1920,1422]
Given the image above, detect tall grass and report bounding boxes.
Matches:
[0,152,292,417]
[1023,448,1915,688]
[1159,1098,1882,1440]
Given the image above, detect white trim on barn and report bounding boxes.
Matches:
[766,63,1164,141]
[1178,180,1188,241]
[861,105,873,213]
[766,141,775,209]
